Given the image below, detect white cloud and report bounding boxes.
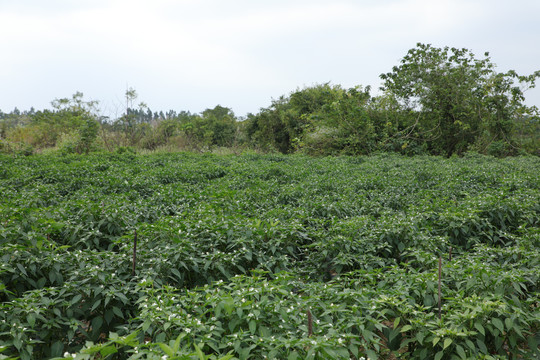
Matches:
[0,0,538,115]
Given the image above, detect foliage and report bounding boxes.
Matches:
[2,43,539,156]
[0,153,539,359]
[380,43,540,156]
[244,84,346,153]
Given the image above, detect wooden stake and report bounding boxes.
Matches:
[132,230,137,278]
[307,309,313,337]
[438,256,442,319]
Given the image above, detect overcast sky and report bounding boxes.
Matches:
[1,0,539,118]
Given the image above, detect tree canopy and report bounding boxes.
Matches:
[1,44,539,156]
[380,43,540,156]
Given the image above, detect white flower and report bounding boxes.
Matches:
[185,328,191,333]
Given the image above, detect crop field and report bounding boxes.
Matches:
[0,152,539,359]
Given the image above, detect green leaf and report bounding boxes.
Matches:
[155,332,166,343]
[504,317,513,331]
[349,344,359,358]
[434,351,444,360]
[26,313,36,328]
[492,318,504,333]
[91,299,102,312]
[91,316,103,334]
[219,354,235,360]
[401,325,412,333]
[194,343,206,360]
[112,306,123,318]
[527,337,538,354]
[443,338,453,350]
[158,343,174,357]
[477,339,488,354]
[171,268,182,280]
[287,351,299,360]
[100,345,118,357]
[16,263,27,276]
[365,349,378,360]
[71,294,82,305]
[249,320,256,334]
[50,341,64,357]
[335,348,350,358]
[142,320,151,332]
[474,322,485,336]
[104,309,114,325]
[116,292,129,304]
[48,270,56,283]
[268,349,279,359]
[416,332,425,344]
[456,344,466,359]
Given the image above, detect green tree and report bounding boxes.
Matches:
[22,92,101,151]
[77,117,99,154]
[245,84,345,153]
[200,105,237,147]
[311,86,376,155]
[380,43,540,156]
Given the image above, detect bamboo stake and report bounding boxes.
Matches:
[307,309,313,337]
[438,256,442,319]
[132,230,137,278]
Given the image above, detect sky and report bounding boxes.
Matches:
[1,0,539,119]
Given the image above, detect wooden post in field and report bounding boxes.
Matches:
[438,256,442,319]
[307,309,313,337]
[132,230,137,278]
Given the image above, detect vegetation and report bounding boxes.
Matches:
[1,44,539,157]
[380,44,540,156]
[0,152,539,359]
[0,43,539,358]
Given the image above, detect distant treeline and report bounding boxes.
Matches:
[1,43,539,157]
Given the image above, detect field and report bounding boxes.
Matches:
[0,152,539,359]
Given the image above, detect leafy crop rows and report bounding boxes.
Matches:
[0,152,539,359]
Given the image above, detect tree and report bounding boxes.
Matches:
[245,84,345,153]
[112,88,151,146]
[380,43,540,156]
[22,92,101,151]
[200,105,237,147]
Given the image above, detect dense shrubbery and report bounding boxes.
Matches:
[1,44,539,157]
[0,152,539,359]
